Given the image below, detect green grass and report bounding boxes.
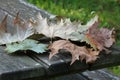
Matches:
[27,0,120,76]
[27,0,120,27]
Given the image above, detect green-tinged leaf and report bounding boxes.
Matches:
[5,39,48,53]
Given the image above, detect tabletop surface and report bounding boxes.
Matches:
[0,0,120,80]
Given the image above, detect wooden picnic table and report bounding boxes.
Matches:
[0,0,120,80]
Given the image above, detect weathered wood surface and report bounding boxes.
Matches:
[0,47,45,80]
[23,69,120,80]
[82,69,120,80]
[0,0,120,80]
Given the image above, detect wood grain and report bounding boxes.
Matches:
[0,0,120,80]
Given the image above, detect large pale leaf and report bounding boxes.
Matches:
[0,15,13,45]
[12,12,34,42]
[32,13,100,42]
[5,39,48,53]
[32,13,77,39]
[0,13,34,45]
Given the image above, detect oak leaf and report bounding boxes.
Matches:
[48,40,99,64]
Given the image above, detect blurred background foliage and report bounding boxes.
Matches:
[27,0,120,76]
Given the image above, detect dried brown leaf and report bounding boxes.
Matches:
[49,40,99,64]
[86,23,115,52]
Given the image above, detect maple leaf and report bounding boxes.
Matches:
[0,13,34,45]
[12,12,34,42]
[68,15,99,41]
[0,15,13,45]
[31,13,100,43]
[68,15,115,52]
[85,23,115,52]
[48,40,99,64]
[0,15,7,32]
[31,13,76,39]
[99,28,115,48]
[5,39,48,53]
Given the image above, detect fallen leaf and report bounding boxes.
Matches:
[68,15,99,41]
[0,13,34,45]
[85,23,115,51]
[0,15,13,45]
[5,39,48,53]
[49,40,99,64]
[0,15,8,32]
[69,15,115,52]
[13,12,34,42]
[32,13,77,39]
[100,28,115,48]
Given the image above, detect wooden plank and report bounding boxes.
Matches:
[22,73,88,80]
[50,69,120,80]
[89,46,120,70]
[0,0,120,80]
[28,52,71,76]
[81,69,120,80]
[0,0,73,79]
[0,0,54,20]
[22,69,120,80]
[29,51,88,76]
[0,9,45,80]
[0,47,45,80]
[48,73,88,80]
[31,46,120,77]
